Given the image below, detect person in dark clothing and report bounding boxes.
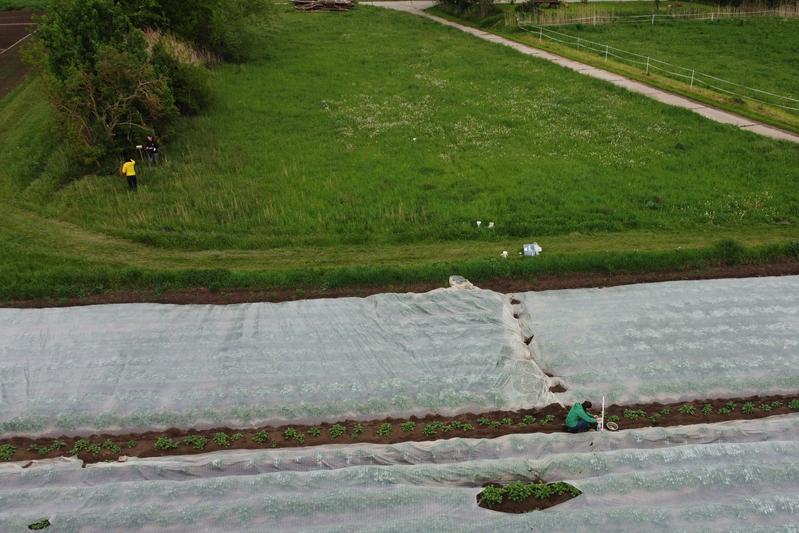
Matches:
[565,401,598,433]
[145,135,160,165]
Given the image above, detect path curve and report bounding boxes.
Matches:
[366,1,799,144]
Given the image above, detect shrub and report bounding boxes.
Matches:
[152,43,211,115]
[154,436,178,450]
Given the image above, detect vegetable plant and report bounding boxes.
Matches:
[499,417,514,426]
[253,430,270,444]
[541,415,555,424]
[308,427,321,437]
[702,404,713,415]
[607,415,620,423]
[789,399,799,410]
[623,409,646,420]
[282,428,305,444]
[678,404,697,416]
[231,433,243,441]
[717,402,737,415]
[479,485,504,507]
[71,439,102,456]
[476,417,491,426]
[182,435,208,450]
[376,423,392,437]
[154,437,178,451]
[126,440,138,449]
[351,424,365,437]
[521,415,536,425]
[741,402,755,414]
[760,403,773,412]
[28,519,51,530]
[648,414,660,425]
[329,424,346,439]
[102,439,122,454]
[659,408,671,416]
[400,421,416,432]
[0,443,15,461]
[771,401,783,409]
[213,432,234,448]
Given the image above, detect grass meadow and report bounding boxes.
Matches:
[1,5,798,299]
[434,3,799,131]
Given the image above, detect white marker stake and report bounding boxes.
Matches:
[600,396,605,432]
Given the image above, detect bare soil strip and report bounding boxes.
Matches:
[3,394,797,465]
[5,260,799,308]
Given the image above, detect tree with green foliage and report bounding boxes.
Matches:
[30,0,176,166]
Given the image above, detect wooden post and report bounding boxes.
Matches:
[605,44,608,61]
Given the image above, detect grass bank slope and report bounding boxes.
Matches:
[1,6,798,300]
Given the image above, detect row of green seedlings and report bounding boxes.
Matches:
[0,414,561,461]
[479,481,581,508]
[608,399,799,426]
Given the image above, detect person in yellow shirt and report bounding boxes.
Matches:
[121,157,137,191]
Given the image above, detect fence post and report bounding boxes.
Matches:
[646,56,650,75]
[605,44,608,61]
[652,14,655,25]
[690,69,695,88]
[577,36,581,49]
[539,26,542,42]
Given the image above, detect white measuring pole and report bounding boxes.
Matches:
[600,396,605,432]
[651,14,655,25]
[690,69,695,88]
[605,44,608,61]
[646,56,650,74]
[539,26,542,41]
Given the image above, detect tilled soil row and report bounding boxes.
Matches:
[2,394,797,466]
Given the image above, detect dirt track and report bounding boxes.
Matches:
[0,10,36,99]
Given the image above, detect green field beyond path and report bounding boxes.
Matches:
[1,6,798,299]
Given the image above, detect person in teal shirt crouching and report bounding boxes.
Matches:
[566,401,598,433]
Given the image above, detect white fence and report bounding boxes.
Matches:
[517,23,799,112]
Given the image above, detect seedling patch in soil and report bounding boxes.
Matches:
[1,394,797,465]
[477,481,582,513]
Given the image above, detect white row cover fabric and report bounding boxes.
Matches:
[2,415,798,532]
[0,288,553,436]
[517,275,799,405]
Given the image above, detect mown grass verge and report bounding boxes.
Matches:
[2,238,797,302]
